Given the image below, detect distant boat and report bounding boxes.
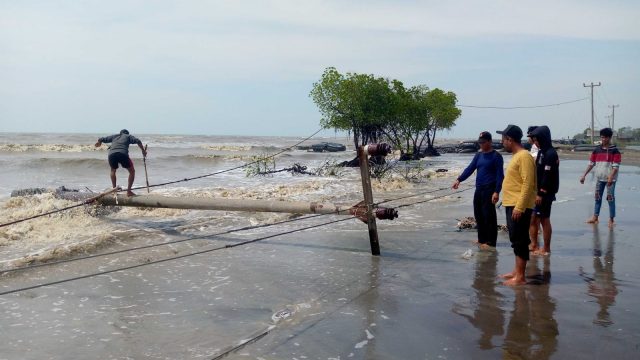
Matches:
[310,142,347,152]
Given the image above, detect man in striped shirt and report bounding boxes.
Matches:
[579,128,622,228]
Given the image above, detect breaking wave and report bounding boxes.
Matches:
[0,144,103,152]
[200,144,283,152]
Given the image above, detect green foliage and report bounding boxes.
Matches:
[310,67,461,157]
[244,154,276,177]
[315,159,347,177]
[369,160,395,181]
[392,160,429,183]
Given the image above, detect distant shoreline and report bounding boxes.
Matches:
[557,147,640,167]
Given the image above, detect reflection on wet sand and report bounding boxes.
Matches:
[453,252,559,358]
[452,252,505,350]
[502,257,559,359]
[579,227,618,327]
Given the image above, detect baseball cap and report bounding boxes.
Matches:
[120,129,129,135]
[478,131,492,142]
[497,124,523,141]
[526,126,538,137]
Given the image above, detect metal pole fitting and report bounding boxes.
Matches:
[375,208,398,220]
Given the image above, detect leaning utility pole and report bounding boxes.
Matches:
[609,104,619,142]
[583,82,601,144]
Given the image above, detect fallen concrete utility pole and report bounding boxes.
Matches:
[90,194,397,221]
[49,142,398,256]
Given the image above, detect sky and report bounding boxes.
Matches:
[1,0,639,139]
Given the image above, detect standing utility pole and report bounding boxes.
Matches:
[357,143,393,256]
[583,82,601,144]
[609,104,619,142]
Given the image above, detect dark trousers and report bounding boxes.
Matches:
[505,207,533,261]
[473,183,498,247]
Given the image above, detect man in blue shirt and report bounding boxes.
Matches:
[453,131,504,249]
[95,129,147,196]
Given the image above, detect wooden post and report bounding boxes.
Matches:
[358,146,380,256]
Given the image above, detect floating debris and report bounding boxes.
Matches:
[457,216,508,232]
[456,216,477,230]
[272,309,293,322]
[461,249,474,259]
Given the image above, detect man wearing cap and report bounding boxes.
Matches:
[95,129,147,197]
[452,131,504,249]
[497,124,537,286]
[528,125,559,255]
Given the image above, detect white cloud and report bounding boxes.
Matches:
[1,1,638,136]
[3,0,638,80]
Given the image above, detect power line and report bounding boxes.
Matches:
[0,216,355,296]
[457,97,588,109]
[0,185,475,296]
[131,128,324,191]
[1,185,466,275]
[0,128,324,229]
[0,188,119,229]
[0,213,324,275]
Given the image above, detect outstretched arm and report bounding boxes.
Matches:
[453,153,480,189]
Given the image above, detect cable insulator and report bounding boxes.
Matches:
[375,207,398,220]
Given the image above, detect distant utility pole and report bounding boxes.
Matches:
[609,104,619,141]
[583,82,601,144]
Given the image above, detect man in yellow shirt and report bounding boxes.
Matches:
[497,125,537,286]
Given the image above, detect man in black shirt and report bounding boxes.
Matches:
[527,126,559,255]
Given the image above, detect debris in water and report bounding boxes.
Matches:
[456,217,477,230]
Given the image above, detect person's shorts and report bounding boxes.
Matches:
[108,152,133,170]
[533,196,555,219]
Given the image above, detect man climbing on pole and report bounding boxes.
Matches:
[95,129,147,196]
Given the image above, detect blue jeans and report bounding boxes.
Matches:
[594,181,616,219]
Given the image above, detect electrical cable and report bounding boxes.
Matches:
[0,188,120,228]
[0,215,354,296]
[374,185,453,206]
[0,128,324,228]
[458,97,588,109]
[0,184,476,296]
[1,184,473,275]
[129,128,324,191]
[0,213,324,275]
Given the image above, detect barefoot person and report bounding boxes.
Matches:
[579,128,621,228]
[95,129,147,197]
[452,131,504,249]
[497,125,537,286]
[528,126,559,256]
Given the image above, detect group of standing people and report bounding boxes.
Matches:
[453,125,621,286]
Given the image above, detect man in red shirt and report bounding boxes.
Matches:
[579,128,622,228]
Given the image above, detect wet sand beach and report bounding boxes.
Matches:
[1,142,639,359]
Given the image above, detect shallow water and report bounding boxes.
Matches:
[1,135,639,359]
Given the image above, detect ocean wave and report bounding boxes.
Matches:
[0,193,118,269]
[0,144,103,152]
[200,144,282,152]
[16,154,246,169]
